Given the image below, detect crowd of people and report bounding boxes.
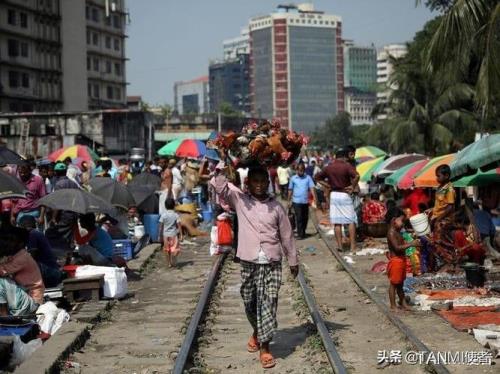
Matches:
[0,141,499,369]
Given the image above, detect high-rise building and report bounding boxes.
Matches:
[63,0,128,111]
[0,0,128,113]
[249,3,343,133]
[343,40,377,125]
[0,0,63,112]
[223,28,249,61]
[209,54,250,115]
[174,76,209,115]
[376,44,407,120]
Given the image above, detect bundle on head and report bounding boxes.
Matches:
[212,120,306,167]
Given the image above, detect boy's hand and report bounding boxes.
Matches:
[290,265,299,278]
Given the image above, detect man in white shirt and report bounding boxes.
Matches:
[277,165,290,199]
[169,159,183,200]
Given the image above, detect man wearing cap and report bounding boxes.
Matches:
[53,162,80,190]
[11,163,46,226]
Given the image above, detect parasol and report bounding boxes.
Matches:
[413,154,456,188]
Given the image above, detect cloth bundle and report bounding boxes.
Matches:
[211,120,307,167]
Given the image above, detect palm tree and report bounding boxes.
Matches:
[421,0,500,119]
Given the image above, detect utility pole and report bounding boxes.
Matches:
[217,112,222,133]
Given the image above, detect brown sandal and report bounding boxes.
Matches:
[260,352,276,369]
[247,335,260,353]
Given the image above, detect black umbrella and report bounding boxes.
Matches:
[129,172,161,189]
[0,146,25,165]
[128,185,159,214]
[89,178,135,210]
[37,189,117,217]
[0,170,27,199]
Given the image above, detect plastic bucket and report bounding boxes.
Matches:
[202,210,213,223]
[134,225,145,239]
[461,264,486,288]
[143,214,160,242]
[409,213,431,236]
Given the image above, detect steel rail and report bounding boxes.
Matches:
[297,269,349,374]
[172,252,227,374]
[311,213,451,374]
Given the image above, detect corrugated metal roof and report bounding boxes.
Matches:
[154,132,211,142]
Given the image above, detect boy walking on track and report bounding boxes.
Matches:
[211,155,299,369]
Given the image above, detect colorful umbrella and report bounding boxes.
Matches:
[384,159,428,189]
[357,156,385,182]
[157,139,183,156]
[176,139,206,158]
[413,153,455,188]
[355,146,386,160]
[453,168,500,187]
[450,133,500,179]
[374,154,427,177]
[48,145,99,164]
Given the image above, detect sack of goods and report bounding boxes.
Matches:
[211,120,308,167]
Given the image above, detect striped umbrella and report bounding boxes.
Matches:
[384,159,429,189]
[453,168,500,187]
[356,156,386,182]
[175,139,206,158]
[48,145,99,164]
[157,139,183,156]
[355,146,386,160]
[374,154,427,177]
[413,153,455,188]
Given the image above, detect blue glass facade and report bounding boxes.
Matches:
[289,26,337,133]
[209,54,250,114]
[251,28,273,119]
[182,94,199,114]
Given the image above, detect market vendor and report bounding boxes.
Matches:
[73,213,114,266]
[429,165,456,227]
[19,216,63,287]
[0,227,44,316]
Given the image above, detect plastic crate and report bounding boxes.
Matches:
[112,239,133,260]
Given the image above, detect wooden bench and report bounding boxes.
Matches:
[63,275,104,302]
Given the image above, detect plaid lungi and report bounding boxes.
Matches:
[240,260,282,343]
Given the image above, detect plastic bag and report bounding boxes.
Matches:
[217,219,233,246]
[209,226,218,256]
[76,265,128,298]
[10,336,42,366]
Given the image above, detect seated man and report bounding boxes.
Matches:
[362,192,387,224]
[74,213,114,267]
[19,216,63,287]
[0,227,44,316]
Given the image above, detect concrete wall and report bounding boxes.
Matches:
[61,0,89,111]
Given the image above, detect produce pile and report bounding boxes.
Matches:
[211,120,307,167]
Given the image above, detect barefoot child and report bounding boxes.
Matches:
[386,207,420,311]
[159,198,183,267]
[211,157,298,369]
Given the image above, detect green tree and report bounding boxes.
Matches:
[218,102,243,118]
[423,0,500,119]
[311,112,353,150]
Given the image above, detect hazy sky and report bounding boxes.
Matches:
[126,0,435,105]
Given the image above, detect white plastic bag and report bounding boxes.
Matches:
[75,265,128,298]
[10,336,42,366]
[209,226,218,256]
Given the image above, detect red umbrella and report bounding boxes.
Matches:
[175,139,206,158]
[397,159,429,189]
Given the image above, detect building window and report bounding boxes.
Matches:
[92,32,99,46]
[87,57,91,70]
[113,38,120,51]
[107,85,114,99]
[93,84,100,98]
[8,9,16,26]
[0,125,11,137]
[7,39,19,57]
[93,57,99,72]
[114,62,121,76]
[22,73,29,88]
[115,87,121,100]
[86,6,90,19]
[112,14,120,28]
[105,60,112,73]
[8,71,19,88]
[86,30,91,44]
[20,42,28,57]
[88,83,92,97]
[20,12,28,28]
[91,8,99,22]
[105,36,111,49]
[105,15,111,26]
